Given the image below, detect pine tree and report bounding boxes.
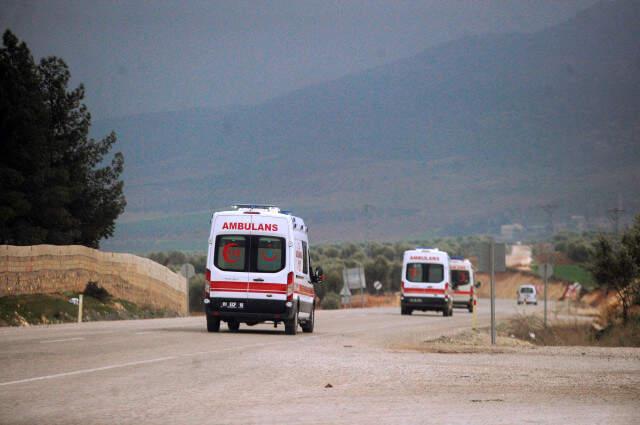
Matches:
[0,30,126,247]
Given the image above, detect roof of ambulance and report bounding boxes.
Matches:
[403,248,449,257]
[450,257,471,264]
[213,207,305,224]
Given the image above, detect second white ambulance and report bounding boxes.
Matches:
[400,248,453,316]
[204,204,323,335]
[450,256,475,313]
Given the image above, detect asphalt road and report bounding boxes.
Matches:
[1,299,638,425]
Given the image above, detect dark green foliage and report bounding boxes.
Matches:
[147,251,206,273]
[189,274,207,312]
[320,292,340,310]
[553,232,598,264]
[589,215,640,323]
[83,281,111,302]
[0,30,125,247]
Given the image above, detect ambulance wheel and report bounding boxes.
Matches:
[301,305,315,333]
[468,303,474,313]
[206,315,220,333]
[227,320,240,332]
[401,306,412,315]
[285,307,299,335]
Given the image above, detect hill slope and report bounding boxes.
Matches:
[95,0,640,252]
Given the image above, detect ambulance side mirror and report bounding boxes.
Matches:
[312,267,324,284]
[475,281,482,289]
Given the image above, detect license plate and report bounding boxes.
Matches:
[221,301,244,309]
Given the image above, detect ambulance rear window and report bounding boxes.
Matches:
[215,235,248,271]
[451,270,470,285]
[255,236,286,273]
[406,263,444,283]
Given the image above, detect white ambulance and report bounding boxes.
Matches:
[204,205,323,335]
[400,248,453,316]
[450,256,475,313]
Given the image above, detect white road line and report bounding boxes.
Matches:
[0,356,176,387]
[0,341,284,387]
[39,337,85,344]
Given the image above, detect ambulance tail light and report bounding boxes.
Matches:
[206,268,212,293]
[445,282,449,291]
[287,272,294,301]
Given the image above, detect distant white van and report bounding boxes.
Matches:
[204,204,323,335]
[401,248,453,316]
[450,256,476,313]
[517,284,537,305]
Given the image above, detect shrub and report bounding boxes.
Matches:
[321,292,341,310]
[83,282,111,302]
[189,274,207,312]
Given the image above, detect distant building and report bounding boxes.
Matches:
[500,223,524,241]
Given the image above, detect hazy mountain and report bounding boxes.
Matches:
[95,0,640,252]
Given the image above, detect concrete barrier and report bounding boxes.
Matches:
[0,245,187,315]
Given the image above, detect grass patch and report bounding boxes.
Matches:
[532,263,595,289]
[501,314,640,347]
[0,293,178,326]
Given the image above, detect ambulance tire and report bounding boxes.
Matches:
[301,305,315,333]
[443,304,453,317]
[401,306,412,315]
[468,303,474,313]
[206,315,220,333]
[285,306,299,335]
[227,320,240,332]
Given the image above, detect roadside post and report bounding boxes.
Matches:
[77,294,83,323]
[477,240,506,345]
[179,263,196,316]
[340,284,352,307]
[538,263,553,327]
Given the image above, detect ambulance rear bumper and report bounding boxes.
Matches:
[205,298,295,322]
[453,299,473,307]
[401,295,449,310]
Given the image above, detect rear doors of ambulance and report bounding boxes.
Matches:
[451,258,474,311]
[246,214,290,312]
[209,213,251,305]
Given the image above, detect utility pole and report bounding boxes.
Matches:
[607,207,624,235]
[608,199,625,235]
[541,203,558,236]
[363,204,373,256]
[490,239,496,345]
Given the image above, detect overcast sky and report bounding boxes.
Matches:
[1,0,598,119]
